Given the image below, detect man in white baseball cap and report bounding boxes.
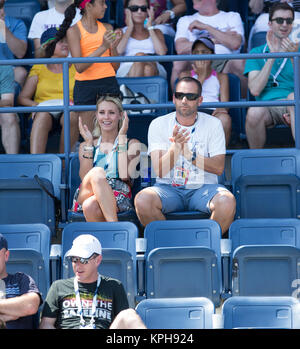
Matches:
[40,234,146,329]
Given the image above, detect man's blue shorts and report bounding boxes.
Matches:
[149,183,229,214]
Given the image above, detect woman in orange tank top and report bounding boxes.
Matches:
[46,0,123,133]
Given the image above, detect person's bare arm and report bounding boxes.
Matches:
[155,0,187,24]
[5,27,27,58]
[175,37,192,55]
[249,0,264,14]
[188,20,242,51]
[17,75,39,107]
[0,292,40,322]
[39,316,56,329]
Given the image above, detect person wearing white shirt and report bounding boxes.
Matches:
[28,0,81,55]
[134,76,236,236]
[170,0,247,96]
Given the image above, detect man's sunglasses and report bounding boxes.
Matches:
[174,92,199,101]
[70,255,97,265]
[271,17,293,25]
[128,5,148,12]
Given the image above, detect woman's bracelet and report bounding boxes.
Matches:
[148,26,155,31]
[118,143,127,152]
[83,145,94,152]
[83,154,93,159]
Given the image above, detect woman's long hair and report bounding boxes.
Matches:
[93,96,124,138]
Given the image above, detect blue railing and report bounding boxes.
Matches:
[1,50,300,181]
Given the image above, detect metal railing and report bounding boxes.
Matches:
[1,50,300,181]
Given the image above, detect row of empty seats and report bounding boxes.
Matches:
[1,147,300,234]
[136,296,300,329]
[3,218,300,309]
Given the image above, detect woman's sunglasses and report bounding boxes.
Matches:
[128,5,148,12]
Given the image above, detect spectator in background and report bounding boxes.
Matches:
[249,0,300,14]
[248,0,300,51]
[134,77,236,236]
[44,0,123,134]
[117,0,167,78]
[0,65,20,154]
[121,0,186,36]
[179,36,231,145]
[0,234,42,329]
[28,0,81,55]
[0,0,28,88]
[40,234,146,329]
[171,0,246,96]
[244,2,299,148]
[18,27,78,154]
[149,0,186,36]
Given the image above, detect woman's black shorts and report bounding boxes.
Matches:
[73,76,120,105]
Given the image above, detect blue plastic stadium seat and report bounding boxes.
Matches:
[117,76,169,136]
[143,219,222,306]
[231,148,300,219]
[223,296,300,329]
[61,221,139,307]
[4,0,41,30]
[136,297,215,329]
[102,0,124,28]
[0,154,63,235]
[229,218,300,250]
[0,178,56,235]
[227,218,300,298]
[7,249,48,300]
[67,153,140,225]
[248,31,267,51]
[0,223,52,298]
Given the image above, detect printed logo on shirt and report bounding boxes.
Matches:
[61,293,113,321]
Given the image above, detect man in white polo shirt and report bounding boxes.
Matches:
[135,76,236,236]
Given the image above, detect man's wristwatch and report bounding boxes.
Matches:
[166,10,175,20]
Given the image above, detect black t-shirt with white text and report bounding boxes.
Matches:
[41,275,129,329]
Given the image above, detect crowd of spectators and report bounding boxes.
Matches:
[0,0,298,153]
[1,0,300,330]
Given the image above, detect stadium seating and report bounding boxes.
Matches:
[102,0,124,28]
[67,153,140,225]
[4,0,40,30]
[136,297,215,329]
[117,76,169,145]
[142,219,223,306]
[0,223,52,298]
[0,154,63,235]
[248,31,267,51]
[222,296,300,329]
[231,148,300,219]
[61,221,139,307]
[227,218,300,297]
[229,218,300,249]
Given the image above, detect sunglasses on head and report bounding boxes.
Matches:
[70,255,97,265]
[128,5,148,12]
[174,92,199,101]
[271,17,293,25]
